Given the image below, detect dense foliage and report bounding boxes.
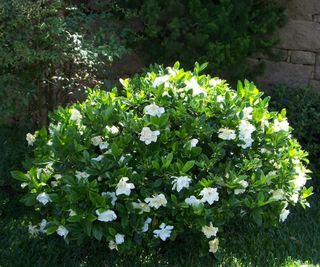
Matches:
[268,86,320,191]
[119,0,285,80]
[13,63,312,257]
[0,0,127,126]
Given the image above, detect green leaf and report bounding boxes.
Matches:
[163,152,173,168]
[92,224,103,241]
[182,160,195,173]
[11,171,29,182]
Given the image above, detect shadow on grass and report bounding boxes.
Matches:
[1,193,319,267]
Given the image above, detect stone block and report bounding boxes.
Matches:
[314,55,320,80]
[291,51,316,65]
[309,79,320,90]
[287,0,320,21]
[253,60,313,88]
[276,20,320,52]
[314,14,320,23]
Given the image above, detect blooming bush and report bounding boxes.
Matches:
[12,62,313,256]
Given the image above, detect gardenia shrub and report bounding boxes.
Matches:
[13,63,313,257]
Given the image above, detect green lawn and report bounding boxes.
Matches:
[1,192,319,267]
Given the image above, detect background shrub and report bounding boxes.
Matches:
[13,63,312,257]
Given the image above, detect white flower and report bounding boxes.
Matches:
[57,226,69,238]
[75,171,89,181]
[102,192,117,206]
[290,192,299,203]
[190,138,199,148]
[143,103,165,117]
[216,95,224,103]
[145,194,167,209]
[153,75,169,87]
[96,210,117,222]
[199,188,219,205]
[116,177,135,196]
[68,209,77,216]
[70,108,82,121]
[108,240,118,250]
[36,192,51,205]
[91,136,103,146]
[139,127,160,145]
[142,217,152,232]
[92,155,104,161]
[209,78,223,88]
[28,223,39,237]
[238,120,256,149]
[218,128,236,140]
[99,141,109,150]
[234,180,249,195]
[242,107,253,120]
[202,222,219,238]
[26,133,36,146]
[185,195,202,207]
[209,238,219,253]
[279,208,290,222]
[171,176,192,192]
[115,233,125,245]
[293,165,307,190]
[39,219,47,233]
[132,200,151,214]
[106,125,119,135]
[153,223,174,241]
[270,189,285,201]
[273,119,289,132]
[54,174,62,180]
[185,77,207,96]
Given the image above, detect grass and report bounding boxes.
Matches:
[1,191,319,267]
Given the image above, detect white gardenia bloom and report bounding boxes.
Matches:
[57,226,69,238]
[238,120,256,149]
[209,78,223,88]
[153,75,169,87]
[234,180,249,195]
[68,209,77,216]
[75,171,89,181]
[273,119,289,132]
[116,177,135,196]
[92,155,104,161]
[190,138,199,148]
[199,188,219,205]
[209,238,219,254]
[102,192,117,206]
[142,217,152,232]
[36,192,51,205]
[99,141,109,150]
[185,77,207,96]
[91,136,103,146]
[139,127,160,145]
[39,219,47,233]
[115,233,125,245]
[218,128,236,140]
[132,200,151,214]
[171,176,192,192]
[106,125,120,135]
[185,195,202,207]
[70,108,82,121]
[242,107,253,120]
[26,133,36,146]
[293,165,307,190]
[108,240,118,250]
[290,192,299,203]
[145,194,167,209]
[96,210,117,222]
[279,208,290,222]
[153,223,174,241]
[143,103,165,117]
[270,189,285,201]
[202,222,219,238]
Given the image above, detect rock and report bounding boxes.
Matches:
[287,0,320,21]
[313,14,320,23]
[276,20,320,51]
[291,51,316,65]
[253,60,313,88]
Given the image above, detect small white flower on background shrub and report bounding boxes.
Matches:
[116,177,135,196]
[96,210,117,222]
[143,103,165,117]
[36,192,51,205]
[26,133,36,146]
[16,62,312,257]
[153,223,174,241]
[139,127,160,145]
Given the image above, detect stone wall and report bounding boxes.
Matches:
[253,0,320,89]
